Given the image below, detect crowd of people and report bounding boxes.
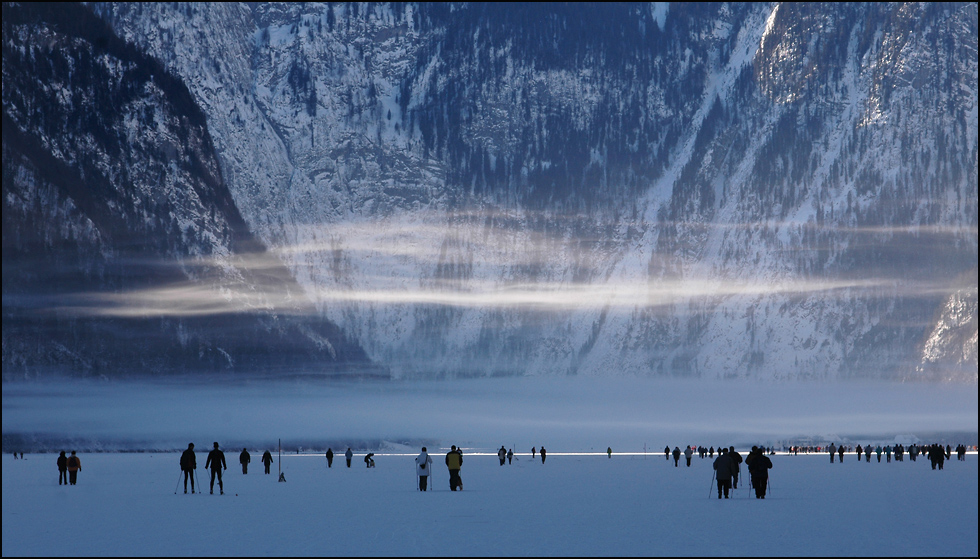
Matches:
[24,440,974,496]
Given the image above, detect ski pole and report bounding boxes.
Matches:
[195,469,201,495]
[174,471,183,494]
[708,470,715,499]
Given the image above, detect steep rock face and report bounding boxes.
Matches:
[95,2,977,380]
[2,2,377,379]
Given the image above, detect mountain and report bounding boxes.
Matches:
[2,2,378,379]
[9,2,977,381]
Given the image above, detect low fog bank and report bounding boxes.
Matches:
[2,376,976,453]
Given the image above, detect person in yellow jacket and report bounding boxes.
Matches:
[67,451,82,485]
[445,445,463,491]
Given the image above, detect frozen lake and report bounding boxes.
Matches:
[2,449,976,556]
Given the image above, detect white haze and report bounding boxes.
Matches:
[3,377,975,452]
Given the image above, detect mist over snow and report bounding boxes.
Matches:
[3,376,976,453]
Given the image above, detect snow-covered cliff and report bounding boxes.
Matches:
[74,2,980,380]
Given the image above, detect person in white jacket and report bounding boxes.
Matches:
[415,447,433,491]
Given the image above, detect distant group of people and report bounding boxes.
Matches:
[42,440,969,495]
[825,442,964,469]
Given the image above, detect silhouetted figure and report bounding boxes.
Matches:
[607,447,612,459]
[498,446,507,466]
[180,443,197,493]
[684,445,694,467]
[713,448,735,499]
[262,450,273,474]
[57,451,68,485]
[745,446,773,499]
[345,448,353,468]
[364,453,375,468]
[672,446,681,467]
[507,448,514,464]
[665,446,671,460]
[728,446,743,489]
[240,448,250,474]
[326,448,334,468]
[205,442,227,495]
[540,447,547,464]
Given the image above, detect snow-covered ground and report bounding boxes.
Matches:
[3,376,977,556]
[2,450,976,557]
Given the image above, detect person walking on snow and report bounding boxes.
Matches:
[540,446,547,464]
[713,448,735,499]
[415,447,433,491]
[446,445,463,491]
[57,451,68,486]
[326,448,334,468]
[684,445,694,467]
[745,446,773,499]
[66,451,82,485]
[498,446,507,466]
[205,442,227,495]
[262,450,273,474]
[180,443,197,493]
[829,443,837,463]
[240,448,250,474]
[672,446,681,467]
[728,446,743,489]
[345,448,353,468]
[507,448,514,464]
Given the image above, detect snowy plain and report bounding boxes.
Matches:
[1,449,977,557]
[2,376,978,556]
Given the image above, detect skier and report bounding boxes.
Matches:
[415,447,433,491]
[205,442,227,495]
[261,450,273,474]
[446,445,463,491]
[326,448,334,468]
[540,446,547,464]
[57,451,68,486]
[498,446,507,466]
[684,445,694,467]
[745,446,773,499]
[712,448,735,499]
[728,446,743,489]
[180,443,197,493]
[240,448,250,474]
[66,451,82,486]
[345,448,353,468]
[672,446,681,467]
